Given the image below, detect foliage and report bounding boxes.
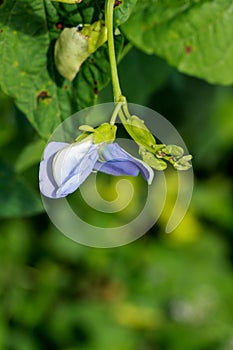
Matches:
[0,0,122,138]
[1,0,233,139]
[0,1,233,349]
[121,0,233,85]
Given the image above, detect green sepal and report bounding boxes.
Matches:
[75,132,93,143]
[76,123,117,144]
[79,125,95,132]
[93,123,117,144]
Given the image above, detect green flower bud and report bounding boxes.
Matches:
[139,147,167,171]
[173,155,193,170]
[162,145,184,158]
[124,115,157,152]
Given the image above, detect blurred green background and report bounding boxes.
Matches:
[0,48,233,350]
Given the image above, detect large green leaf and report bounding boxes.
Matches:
[121,0,233,85]
[113,0,138,27]
[0,159,43,218]
[0,0,125,139]
[0,0,68,139]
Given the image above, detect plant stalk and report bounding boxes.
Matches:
[105,0,122,102]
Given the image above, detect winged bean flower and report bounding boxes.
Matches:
[39,139,154,198]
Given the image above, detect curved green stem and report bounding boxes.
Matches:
[105,0,122,102]
[122,102,131,120]
[110,102,123,125]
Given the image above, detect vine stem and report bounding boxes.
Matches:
[105,0,122,102]
[105,0,132,126]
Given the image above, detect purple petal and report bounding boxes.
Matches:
[94,143,154,184]
[39,141,69,198]
[52,140,99,197]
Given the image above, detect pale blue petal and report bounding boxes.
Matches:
[39,142,69,198]
[53,140,99,197]
[94,143,154,184]
[95,159,141,176]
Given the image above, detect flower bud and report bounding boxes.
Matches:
[124,115,157,152]
[162,145,184,158]
[139,147,167,171]
[173,155,193,170]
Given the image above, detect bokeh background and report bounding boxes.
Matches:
[0,48,233,349]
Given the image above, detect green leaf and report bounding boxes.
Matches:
[54,20,107,81]
[0,0,113,139]
[121,0,233,85]
[15,139,46,173]
[114,0,138,27]
[0,92,16,147]
[0,159,43,218]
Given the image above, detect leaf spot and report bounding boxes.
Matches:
[56,22,64,30]
[114,0,122,8]
[37,91,51,104]
[185,45,193,54]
